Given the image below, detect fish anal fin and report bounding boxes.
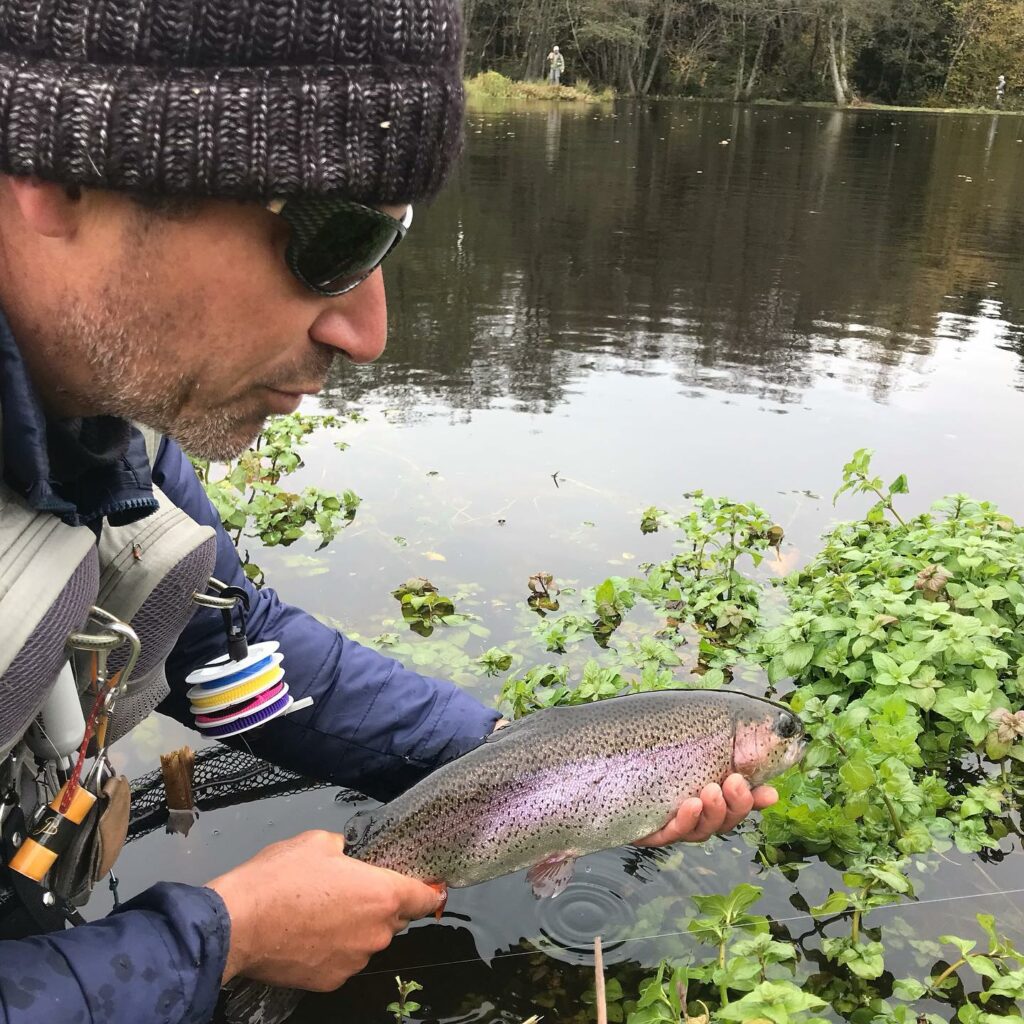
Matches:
[527,852,578,899]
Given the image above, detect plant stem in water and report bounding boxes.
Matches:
[594,935,607,1024]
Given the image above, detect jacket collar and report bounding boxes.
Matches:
[0,310,159,527]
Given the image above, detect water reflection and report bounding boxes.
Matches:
[112,101,1024,1024]
[330,102,1024,415]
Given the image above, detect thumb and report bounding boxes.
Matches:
[392,874,445,920]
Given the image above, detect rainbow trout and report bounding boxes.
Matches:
[226,689,805,1024]
[343,688,806,897]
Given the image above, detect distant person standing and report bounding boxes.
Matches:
[547,44,565,86]
[996,74,1007,108]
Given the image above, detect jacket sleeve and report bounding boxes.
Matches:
[153,436,501,801]
[0,883,229,1024]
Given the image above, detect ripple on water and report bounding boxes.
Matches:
[528,848,668,965]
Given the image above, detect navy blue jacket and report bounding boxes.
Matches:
[0,317,500,1023]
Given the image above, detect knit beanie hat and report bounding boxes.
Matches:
[0,0,464,203]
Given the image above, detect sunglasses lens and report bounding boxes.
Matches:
[288,203,404,294]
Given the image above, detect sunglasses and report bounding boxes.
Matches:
[267,197,413,297]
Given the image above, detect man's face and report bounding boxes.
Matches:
[0,183,397,459]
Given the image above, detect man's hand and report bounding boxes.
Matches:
[635,774,778,847]
[207,830,443,990]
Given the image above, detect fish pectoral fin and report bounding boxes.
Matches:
[527,852,578,899]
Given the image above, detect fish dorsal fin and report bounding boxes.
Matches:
[485,714,541,742]
[486,702,584,742]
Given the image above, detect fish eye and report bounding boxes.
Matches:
[777,712,799,738]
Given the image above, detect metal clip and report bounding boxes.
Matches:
[66,609,141,771]
[193,577,250,661]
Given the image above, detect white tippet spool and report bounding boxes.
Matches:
[184,641,298,737]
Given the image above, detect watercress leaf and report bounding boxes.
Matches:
[810,891,851,916]
[940,935,977,958]
[892,978,927,1000]
[966,956,1002,981]
[839,756,875,792]
[872,651,899,675]
[782,643,815,675]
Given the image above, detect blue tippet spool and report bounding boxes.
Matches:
[185,641,294,736]
[186,642,280,688]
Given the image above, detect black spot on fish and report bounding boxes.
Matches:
[142,966,158,983]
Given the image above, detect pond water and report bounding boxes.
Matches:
[111,100,1024,1021]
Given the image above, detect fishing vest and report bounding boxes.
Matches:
[0,418,218,930]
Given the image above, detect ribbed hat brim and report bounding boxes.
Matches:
[0,56,462,202]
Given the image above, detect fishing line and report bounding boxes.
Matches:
[358,885,1024,979]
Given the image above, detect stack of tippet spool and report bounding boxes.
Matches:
[185,641,293,738]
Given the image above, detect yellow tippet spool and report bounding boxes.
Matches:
[9,784,97,882]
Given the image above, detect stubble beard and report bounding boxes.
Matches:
[52,293,268,462]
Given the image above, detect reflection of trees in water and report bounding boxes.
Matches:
[324,104,1024,418]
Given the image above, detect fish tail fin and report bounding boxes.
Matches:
[223,978,304,1024]
[343,806,386,859]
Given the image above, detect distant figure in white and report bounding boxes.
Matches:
[547,45,565,86]
[996,74,1007,108]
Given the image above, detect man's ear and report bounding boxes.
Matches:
[4,176,83,238]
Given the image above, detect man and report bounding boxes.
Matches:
[996,74,1007,108]
[548,45,566,86]
[0,0,776,1020]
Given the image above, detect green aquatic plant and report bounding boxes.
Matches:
[201,430,1022,1023]
[756,455,1024,874]
[629,887,826,1023]
[491,451,1022,1024]
[191,412,363,579]
[476,647,514,676]
[387,976,423,1023]
[390,577,459,637]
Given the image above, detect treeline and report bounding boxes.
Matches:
[462,0,1024,106]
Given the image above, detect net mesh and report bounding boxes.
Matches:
[0,549,97,751]
[126,745,366,842]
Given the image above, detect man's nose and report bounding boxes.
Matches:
[307,270,388,364]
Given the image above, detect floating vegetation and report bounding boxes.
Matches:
[192,412,363,581]
[386,976,423,1023]
[390,577,458,637]
[496,451,1024,1023]
[202,429,1023,1023]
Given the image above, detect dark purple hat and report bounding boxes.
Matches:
[0,0,465,202]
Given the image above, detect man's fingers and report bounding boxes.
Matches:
[634,797,703,847]
[634,779,780,848]
[720,773,756,832]
[686,783,727,842]
[751,785,779,811]
[394,876,446,921]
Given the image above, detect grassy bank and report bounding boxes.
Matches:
[465,74,1020,116]
[465,71,614,105]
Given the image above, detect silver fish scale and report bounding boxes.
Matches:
[350,690,792,886]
